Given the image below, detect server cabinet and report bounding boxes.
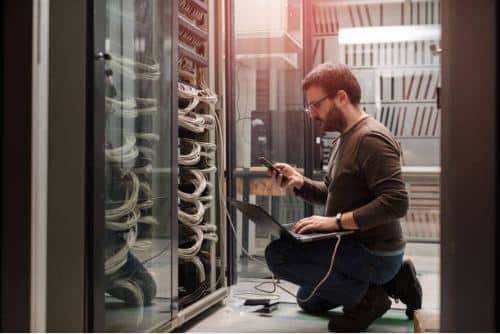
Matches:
[89,0,227,331]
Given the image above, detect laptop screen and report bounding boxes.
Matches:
[228,199,283,236]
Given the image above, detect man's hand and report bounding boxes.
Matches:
[268,162,305,192]
[292,215,338,234]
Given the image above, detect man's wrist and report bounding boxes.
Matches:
[335,212,344,230]
[295,175,305,190]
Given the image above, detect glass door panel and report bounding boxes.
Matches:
[101,0,175,331]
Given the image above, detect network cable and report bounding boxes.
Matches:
[105,134,139,164]
[108,53,160,81]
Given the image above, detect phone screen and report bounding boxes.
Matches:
[258,157,288,182]
[259,157,279,173]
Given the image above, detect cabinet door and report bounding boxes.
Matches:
[92,0,177,331]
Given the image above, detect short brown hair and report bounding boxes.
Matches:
[302,63,361,106]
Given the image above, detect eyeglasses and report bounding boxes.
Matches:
[304,95,330,114]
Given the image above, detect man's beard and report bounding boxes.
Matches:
[320,104,347,132]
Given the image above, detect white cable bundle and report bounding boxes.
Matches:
[137,182,154,210]
[126,223,138,242]
[178,199,205,225]
[109,54,160,81]
[203,233,219,243]
[179,140,201,166]
[105,97,136,109]
[199,150,216,166]
[134,163,153,175]
[186,139,216,152]
[132,215,156,252]
[135,98,158,115]
[178,82,199,99]
[182,138,216,163]
[178,110,206,133]
[138,181,152,197]
[181,256,206,283]
[198,195,214,203]
[199,113,216,129]
[105,172,140,220]
[138,146,156,161]
[138,215,159,225]
[130,221,153,251]
[189,256,206,283]
[182,171,212,208]
[105,134,139,164]
[104,98,158,118]
[178,83,200,113]
[178,83,219,133]
[134,133,158,250]
[198,87,218,106]
[106,208,140,232]
[178,224,204,259]
[198,223,217,232]
[109,279,145,324]
[199,223,218,242]
[179,81,218,105]
[178,169,207,202]
[105,97,138,118]
[179,97,200,112]
[178,81,219,111]
[177,82,220,286]
[105,242,130,275]
[136,132,160,143]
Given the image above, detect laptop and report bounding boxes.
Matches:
[228,199,353,243]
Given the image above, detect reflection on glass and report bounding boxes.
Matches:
[102,0,173,331]
[234,0,305,278]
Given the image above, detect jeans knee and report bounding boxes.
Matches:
[296,287,336,315]
[264,239,285,270]
[297,299,327,314]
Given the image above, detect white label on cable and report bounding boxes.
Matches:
[315,137,321,144]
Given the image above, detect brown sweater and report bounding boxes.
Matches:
[295,116,408,252]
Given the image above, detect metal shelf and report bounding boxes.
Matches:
[179,43,208,67]
[179,14,208,40]
[182,0,208,13]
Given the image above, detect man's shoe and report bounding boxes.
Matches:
[328,285,391,332]
[383,259,422,320]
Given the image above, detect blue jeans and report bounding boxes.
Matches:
[265,236,403,314]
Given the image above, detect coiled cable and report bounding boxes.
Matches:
[105,134,139,164]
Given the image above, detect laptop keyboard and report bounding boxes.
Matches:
[282,222,335,239]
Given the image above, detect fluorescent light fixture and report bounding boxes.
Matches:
[339,25,441,45]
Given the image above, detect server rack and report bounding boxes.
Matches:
[89,0,228,331]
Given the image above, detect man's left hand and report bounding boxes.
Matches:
[292,215,338,234]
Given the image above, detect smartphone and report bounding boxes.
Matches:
[244,298,271,306]
[259,157,288,181]
[255,302,280,313]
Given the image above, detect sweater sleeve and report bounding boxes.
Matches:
[352,133,409,230]
[294,175,330,206]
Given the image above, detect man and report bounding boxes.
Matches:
[265,63,422,332]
